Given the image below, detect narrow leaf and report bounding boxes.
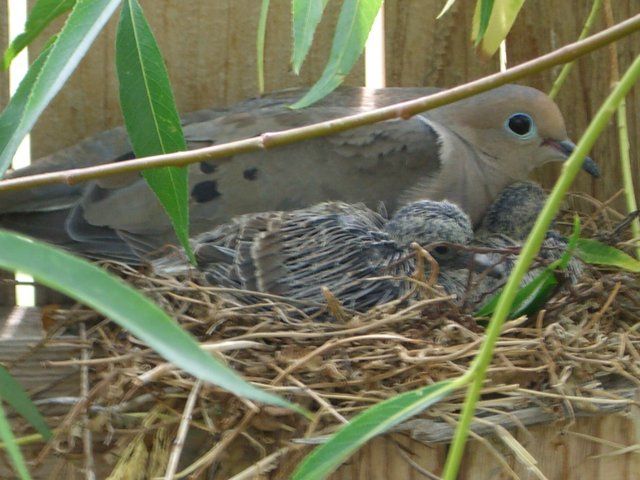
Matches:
[0,402,31,479]
[0,46,52,177]
[3,0,75,70]
[472,0,495,46]
[478,0,526,56]
[291,0,383,109]
[291,0,330,74]
[116,0,194,263]
[257,0,270,93]
[292,380,455,480]
[437,0,458,19]
[0,0,121,175]
[0,365,52,440]
[476,264,560,318]
[575,238,640,272]
[0,230,298,411]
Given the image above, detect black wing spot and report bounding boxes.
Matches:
[114,151,136,162]
[243,167,259,181]
[191,180,221,203]
[199,161,217,174]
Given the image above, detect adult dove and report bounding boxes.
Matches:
[152,199,486,313]
[0,85,599,262]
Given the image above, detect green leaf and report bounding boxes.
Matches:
[2,0,75,70]
[0,45,52,177]
[0,230,299,411]
[116,0,194,264]
[508,268,558,318]
[0,365,52,440]
[575,238,640,272]
[0,0,120,176]
[292,380,455,480]
[0,402,31,479]
[291,0,383,109]
[476,263,560,318]
[291,0,330,74]
[473,0,526,56]
[257,0,270,93]
[471,0,495,46]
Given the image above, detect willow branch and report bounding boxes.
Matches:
[604,0,640,258]
[548,0,603,99]
[0,13,639,193]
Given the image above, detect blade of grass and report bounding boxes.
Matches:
[291,380,457,480]
[291,0,330,74]
[0,365,51,440]
[442,53,640,480]
[2,0,75,70]
[0,230,300,412]
[291,0,383,108]
[0,401,31,479]
[116,0,194,263]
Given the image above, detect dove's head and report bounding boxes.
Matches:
[432,85,599,180]
[387,200,497,274]
[478,181,548,242]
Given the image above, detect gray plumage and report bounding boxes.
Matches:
[153,200,480,312]
[0,85,599,263]
[452,182,585,309]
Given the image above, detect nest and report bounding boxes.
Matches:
[5,192,640,479]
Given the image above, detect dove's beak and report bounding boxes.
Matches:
[544,139,600,177]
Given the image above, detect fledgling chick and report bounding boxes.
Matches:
[153,200,487,312]
[451,182,584,308]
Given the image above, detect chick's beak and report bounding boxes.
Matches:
[453,251,503,278]
[544,139,600,177]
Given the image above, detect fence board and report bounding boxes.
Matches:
[0,1,15,306]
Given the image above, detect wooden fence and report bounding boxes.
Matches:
[0,1,639,478]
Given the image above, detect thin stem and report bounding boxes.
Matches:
[442,52,640,480]
[603,0,640,258]
[549,0,603,99]
[256,0,270,94]
[0,14,639,193]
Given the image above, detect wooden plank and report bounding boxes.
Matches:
[0,3,16,306]
[384,0,640,210]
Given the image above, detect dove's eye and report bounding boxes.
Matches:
[505,113,536,139]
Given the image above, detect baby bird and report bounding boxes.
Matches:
[153,200,487,312]
[453,181,584,308]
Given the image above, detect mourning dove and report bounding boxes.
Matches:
[152,200,490,312]
[451,181,584,308]
[0,85,599,262]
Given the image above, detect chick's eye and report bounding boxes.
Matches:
[434,245,450,255]
[506,113,535,138]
